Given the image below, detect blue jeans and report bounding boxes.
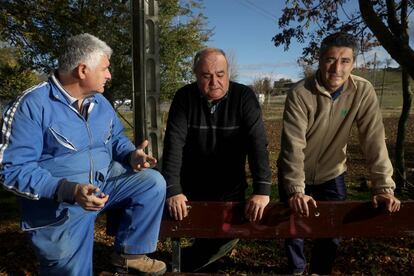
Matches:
[278,172,347,274]
[28,161,166,276]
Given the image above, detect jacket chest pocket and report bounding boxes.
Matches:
[103,119,113,144]
[45,123,90,155]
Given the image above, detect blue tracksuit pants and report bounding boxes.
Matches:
[27,161,166,276]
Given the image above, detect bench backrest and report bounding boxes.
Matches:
[159,201,414,239]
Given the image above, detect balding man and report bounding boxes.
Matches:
[162,48,272,272]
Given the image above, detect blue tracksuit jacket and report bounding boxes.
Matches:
[0,75,136,230]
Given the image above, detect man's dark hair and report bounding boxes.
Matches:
[319,32,359,60]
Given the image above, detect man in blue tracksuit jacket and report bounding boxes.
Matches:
[0,33,166,275]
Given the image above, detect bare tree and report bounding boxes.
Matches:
[226,49,239,82]
[298,58,316,79]
[251,76,273,106]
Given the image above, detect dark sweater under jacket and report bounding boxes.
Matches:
[162,81,272,201]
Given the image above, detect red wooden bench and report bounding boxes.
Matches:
[159,200,414,272]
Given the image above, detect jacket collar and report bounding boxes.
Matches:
[314,71,356,99]
[49,73,98,105]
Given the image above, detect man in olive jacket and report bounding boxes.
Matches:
[277,32,401,275]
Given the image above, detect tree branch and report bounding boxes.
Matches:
[386,0,401,35]
[359,0,414,79]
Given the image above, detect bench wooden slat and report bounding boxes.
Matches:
[160,200,414,239]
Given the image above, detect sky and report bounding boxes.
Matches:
[200,0,399,85]
[202,0,302,84]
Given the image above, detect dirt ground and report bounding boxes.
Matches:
[0,116,413,275]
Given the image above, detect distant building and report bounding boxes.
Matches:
[272,79,295,95]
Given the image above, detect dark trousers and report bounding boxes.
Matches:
[278,172,347,274]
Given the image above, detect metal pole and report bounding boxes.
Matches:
[131,0,146,146]
[131,0,162,160]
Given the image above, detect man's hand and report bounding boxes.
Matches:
[288,192,317,217]
[166,194,188,220]
[74,184,109,211]
[245,194,270,222]
[373,193,401,213]
[129,140,157,171]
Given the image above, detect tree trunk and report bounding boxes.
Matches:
[395,69,412,192]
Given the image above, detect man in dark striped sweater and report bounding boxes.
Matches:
[162,48,272,272]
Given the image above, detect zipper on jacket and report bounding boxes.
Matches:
[70,103,95,185]
[311,98,334,183]
[85,120,94,185]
